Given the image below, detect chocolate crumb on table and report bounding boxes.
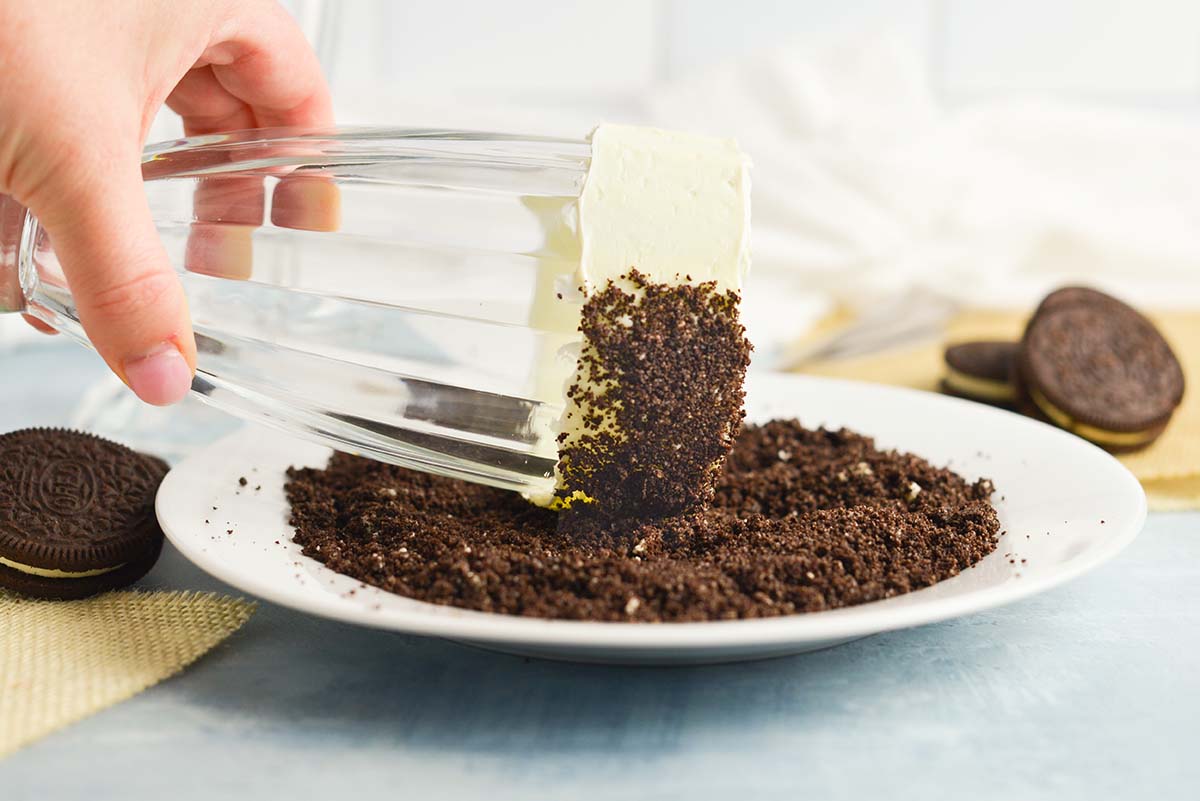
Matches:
[285,420,1000,623]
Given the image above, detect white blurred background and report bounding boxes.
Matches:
[13,1,1200,359]
[300,0,1200,118]
[264,1,1200,353]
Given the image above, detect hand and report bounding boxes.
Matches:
[0,0,332,404]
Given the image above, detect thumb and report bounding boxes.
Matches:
[35,160,196,406]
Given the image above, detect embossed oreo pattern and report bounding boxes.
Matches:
[1019,290,1185,435]
[0,429,168,571]
[20,458,100,516]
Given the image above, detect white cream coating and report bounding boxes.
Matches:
[943,367,1016,403]
[578,124,751,293]
[0,555,123,579]
[523,124,752,506]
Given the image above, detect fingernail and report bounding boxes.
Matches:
[184,223,255,280]
[271,177,341,232]
[124,343,192,406]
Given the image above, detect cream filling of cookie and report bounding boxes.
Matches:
[1029,387,1162,446]
[523,124,751,507]
[0,555,123,579]
[943,368,1016,403]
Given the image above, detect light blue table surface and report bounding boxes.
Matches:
[1,342,1197,800]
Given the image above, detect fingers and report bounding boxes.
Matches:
[168,65,259,136]
[22,314,58,335]
[205,1,334,129]
[169,2,338,297]
[34,157,195,406]
[272,173,341,233]
[168,1,333,134]
[185,175,264,280]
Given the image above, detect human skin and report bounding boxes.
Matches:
[0,0,333,404]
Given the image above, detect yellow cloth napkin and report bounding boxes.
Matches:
[797,309,1200,511]
[0,590,255,758]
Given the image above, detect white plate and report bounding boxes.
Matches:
[158,373,1145,665]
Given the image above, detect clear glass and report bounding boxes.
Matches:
[0,128,595,496]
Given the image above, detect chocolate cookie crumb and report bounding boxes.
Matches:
[555,270,751,524]
[286,420,999,622]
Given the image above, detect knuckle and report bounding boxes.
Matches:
[11,136,106,213]
[86,268,178,321]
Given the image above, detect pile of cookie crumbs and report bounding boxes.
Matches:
[285,419,999,622]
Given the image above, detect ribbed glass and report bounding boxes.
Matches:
[0,128,595,495]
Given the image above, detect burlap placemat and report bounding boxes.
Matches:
[797,309,1200,510]
[0,590,255,758]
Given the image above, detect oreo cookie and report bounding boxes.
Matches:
[941,341,1019,407]
[0,429,168,599]
[1018,288,1185,451]
[1031,285,1127,319]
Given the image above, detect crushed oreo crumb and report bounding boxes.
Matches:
[555,270,751,523]
[286,420,999,622]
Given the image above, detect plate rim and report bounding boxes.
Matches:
[158,372,1147,650]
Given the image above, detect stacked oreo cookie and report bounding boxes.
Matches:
[0,429,168,599]
[941,341,1020,407]
[941,287,1185,452]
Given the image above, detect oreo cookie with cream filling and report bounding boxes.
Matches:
[0,429,168,599]
[940,341,1019,407]
[1018,289,1184,452]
